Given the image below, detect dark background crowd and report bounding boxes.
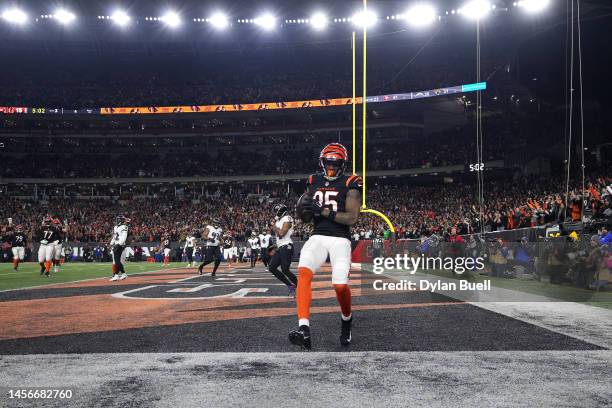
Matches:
[2,175,610,244]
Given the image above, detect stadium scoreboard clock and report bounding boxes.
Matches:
[466,163,485,172]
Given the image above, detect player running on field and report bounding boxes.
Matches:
[9,224,27,271]
[109,215,130,281]
[197,219,223,277]
[269,203,298,296]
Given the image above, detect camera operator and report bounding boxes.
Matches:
[488,238,512,278]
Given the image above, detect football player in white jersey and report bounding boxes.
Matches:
[259,230,273,267]
[183,232,197,267]
[160,236,172,266]
[269,203,297,296]
[109,215,130,282]
[247,231,260,268]
[198,218,223,277]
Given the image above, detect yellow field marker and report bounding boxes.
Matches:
[360,209,396,233]
[352,31,356,175]
[362,0,367,208]
[357,0,396,235]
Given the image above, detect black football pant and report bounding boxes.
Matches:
[186,247,194,263]
[199,246,221,274]
[269,245,296,287]
[250,249,259,268]
[112,245,126,274]
[261,248,271,267]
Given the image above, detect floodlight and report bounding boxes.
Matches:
[111,10,131,27]
[2,8,27,24]
[209,12,228,29]
[161,11,181,28]
[254,13,276,30]
[352,10,377,28]
[459,0,492,20]
[54,9,76,25]
[405,4,436,27]
[310,12,328,30]
[517,0,550,13]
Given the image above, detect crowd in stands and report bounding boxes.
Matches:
[2,176,610,244]
[0,49,511,109]
[2,114,536,178]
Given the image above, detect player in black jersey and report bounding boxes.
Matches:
[52,218,68,273]
[37,216,60,277]
[289,143,362,350]
[10,224,28,271]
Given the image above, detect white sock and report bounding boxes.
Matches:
[341,314,352,321]
[298,318,310,327]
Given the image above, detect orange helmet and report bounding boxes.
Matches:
[319,143,348,180]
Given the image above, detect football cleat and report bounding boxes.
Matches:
[44,272,50,278]
[289,325,312,351]
[340,316,353,346]
[119,273,127,281]
[110,274,120,282]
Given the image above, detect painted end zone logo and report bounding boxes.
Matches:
[112,270,292,300]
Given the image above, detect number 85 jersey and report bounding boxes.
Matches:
[307,173,362,240]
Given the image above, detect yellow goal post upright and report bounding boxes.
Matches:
[353,0,396,242]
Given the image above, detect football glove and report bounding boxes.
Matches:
[40,239,48,245]
[309,198,323,216]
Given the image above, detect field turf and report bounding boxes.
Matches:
[0,262,186,291]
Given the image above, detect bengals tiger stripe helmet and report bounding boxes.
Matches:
[319,143,348,180]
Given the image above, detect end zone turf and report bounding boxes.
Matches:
[0,262,189,292]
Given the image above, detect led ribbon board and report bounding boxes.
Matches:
[0,82,486,115]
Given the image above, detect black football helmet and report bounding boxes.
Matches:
[273,203,288,219]
[115,215,130,225]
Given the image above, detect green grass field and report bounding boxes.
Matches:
[0,262,188,291]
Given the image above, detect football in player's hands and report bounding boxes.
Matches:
[296,192,315,223]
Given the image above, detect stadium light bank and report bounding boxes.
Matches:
[111,10,131,27]
[1,8,28,24]
[52,8,76,25]
[254,13,276,30]
[2,2,553,29]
